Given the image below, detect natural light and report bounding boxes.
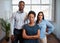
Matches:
[12,0,54,21]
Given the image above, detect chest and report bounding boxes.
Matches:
[38,21,47,30]
[26,26,38,34]
[15,13,26,21]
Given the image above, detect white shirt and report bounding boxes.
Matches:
[11,11,27,35]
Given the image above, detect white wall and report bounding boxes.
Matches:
[53,0,60,40]
[0,0,12,40]
[0,0,12,20]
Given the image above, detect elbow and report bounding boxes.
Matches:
[22,35,25,39]
[22,34,26,39]
[37,35,40,39]
[51,25,54,31]
[22,34,28,39]
[51,24,54,29]
[48,26,54,34]
[22,34,24,38]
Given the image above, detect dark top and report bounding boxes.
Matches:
[23,24,40,43]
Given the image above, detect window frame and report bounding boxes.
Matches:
[12,0,56,22]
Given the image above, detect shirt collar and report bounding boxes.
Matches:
[38,19,44,24]
[17,10,24,14]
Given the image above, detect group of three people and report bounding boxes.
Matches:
[11,1,54,43]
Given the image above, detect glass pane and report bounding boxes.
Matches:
[12,0,21,4]
[22,0,30,4]
[13,5,30,13]
[24,5,30,13]
[32,0,40,4]
[13,6,18,12]
[40,6,52,20]
[41,0,50,4]
[32,5,40,14]
[32,5,40,20]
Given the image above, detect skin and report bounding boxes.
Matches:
[18,2,25,13]
[18,2,28,22]
[11,2,25,41]
[38,13,43,23]
[38,13,48,43]
[22,14,40,39]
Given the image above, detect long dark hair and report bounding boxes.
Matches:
[36,11,44,24]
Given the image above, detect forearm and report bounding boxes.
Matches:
[48,26,54,34]
[32,35,40,39]
[11,21,14,35]
[46,20,54,34]
[23,29,40,39]
[23,35,40,39]
[23,35,33,39]
[10,14,15,35]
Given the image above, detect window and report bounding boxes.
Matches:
[12,0,55,21]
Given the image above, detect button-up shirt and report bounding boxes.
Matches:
[11,11,27,35]
[38,20,54,39]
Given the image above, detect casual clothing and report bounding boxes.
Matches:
[37,20,54,39]
[11,11,27,43]
[40,36,47,43]
[11,11,27,35]
[13,28,23,43]
[37,20,54,43]
[23,24,40,43]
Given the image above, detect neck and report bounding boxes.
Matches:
[40,19,43,21]
[38,19,42,23]
[19,9,23,13]
[29,21,35,25]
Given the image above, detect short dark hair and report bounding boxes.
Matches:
[19,1,25,4]
[28,11,36,17]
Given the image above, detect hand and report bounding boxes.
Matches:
[46,32,49,36]
[11,35,14,41]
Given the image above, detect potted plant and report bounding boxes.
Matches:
[0,18,10,42]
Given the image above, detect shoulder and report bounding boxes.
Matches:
[12,11,17,17]
[35,24,40,29]
[24,12,27,15]
[23,24,28,28]
[36,24,39,27]
[44,20,53,26]
[12,11,16,14]
[42,20,49,23]
[42,20,46,22]
[44,20,50,24]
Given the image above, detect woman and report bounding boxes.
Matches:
[22,11,40,43]
[36,11,54,43]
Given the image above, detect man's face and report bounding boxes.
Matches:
[18,2,25,10]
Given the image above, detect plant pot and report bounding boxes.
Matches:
[5,37,9,42]
[1,37,9,43]
[2,39,8,43]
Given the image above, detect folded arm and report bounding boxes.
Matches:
[22,29,40,39]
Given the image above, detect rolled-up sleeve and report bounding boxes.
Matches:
[10,13,15,35]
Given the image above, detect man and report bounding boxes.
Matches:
[11,1,27,43]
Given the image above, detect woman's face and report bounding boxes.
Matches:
[28,14,35,22]
[38,13,43,20]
